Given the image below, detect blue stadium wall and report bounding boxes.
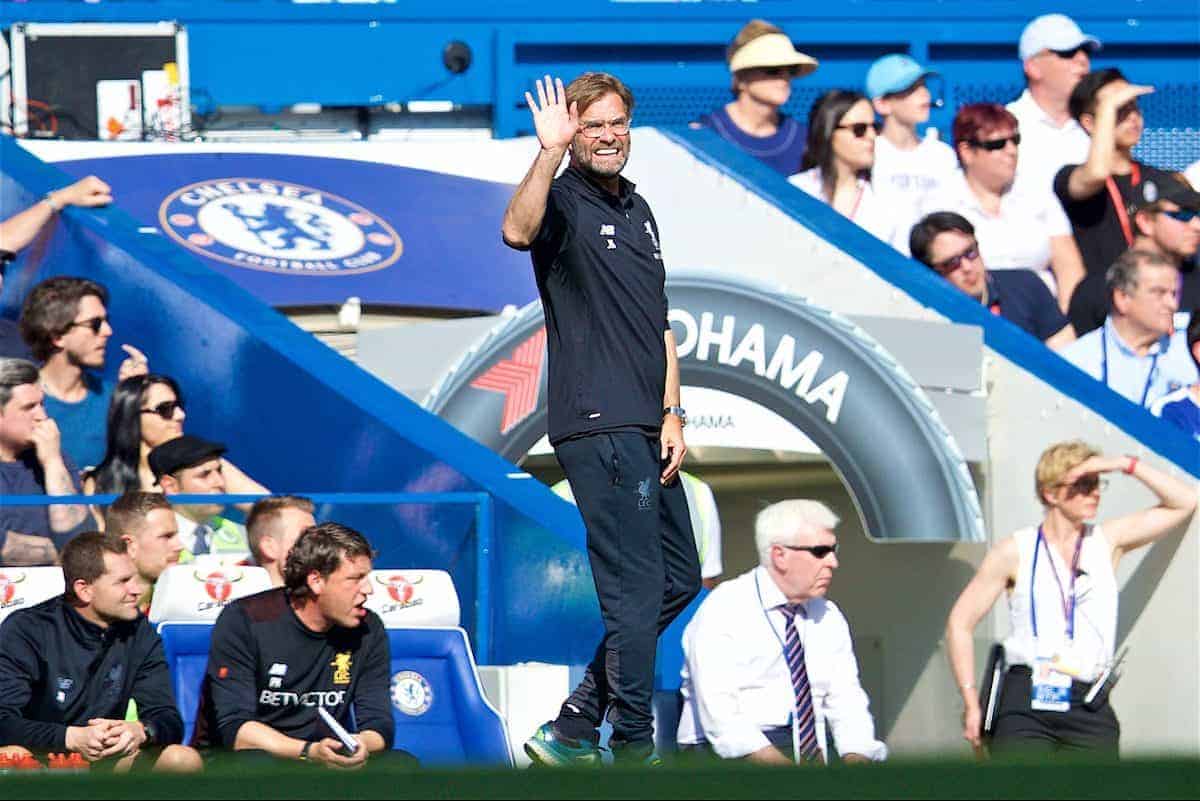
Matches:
[1,1,1197,166]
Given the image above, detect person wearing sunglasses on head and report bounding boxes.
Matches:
[82,374,268,524]
[17,277,148,473]
[866,54,957,210]
[1055,69,1165,336]
[790,90,904,249]
[691,19,817,177]
[913,103,1086,314]
[1069,175,1200,338]
[1006,15,1101,218]
[1061,250,1197,409]
[677,500,886,766]
[946,441,1196,758]
[909,212,1074,350]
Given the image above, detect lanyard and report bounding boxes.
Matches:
[1030,526,1084,641]
[1100,325,1159,408]
[1105,163,1141,247]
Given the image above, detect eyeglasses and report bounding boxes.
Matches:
[932,243,980,275]
[68,315,109,334]
[1049,45,1089,59]
[140,399,185,420]
[579,118,631,138]
[835,121,881,138]
[1162,208,1200,223]
[780,543,839,559]
[1058,476,1108,496]
[970,133,1021,151]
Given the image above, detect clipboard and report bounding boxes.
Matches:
[978,643,1006,740]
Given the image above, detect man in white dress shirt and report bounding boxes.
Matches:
[676,499,886,765]
[1006,14,1100,209]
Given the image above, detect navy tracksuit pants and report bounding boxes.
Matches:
[553,431,702,747]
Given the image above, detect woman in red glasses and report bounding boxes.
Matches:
[789,89,904,249]
[945,441,1196,757]
[915,103,1086,315]
[83,374,266,516]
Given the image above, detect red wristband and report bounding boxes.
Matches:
[1123,456,1138,475]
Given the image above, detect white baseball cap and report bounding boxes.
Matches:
[1018,14,1101,61]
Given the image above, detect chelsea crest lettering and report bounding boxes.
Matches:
[159,178,403,276]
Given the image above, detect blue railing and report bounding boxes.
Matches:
[1,491,499,661]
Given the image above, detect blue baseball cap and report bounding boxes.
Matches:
[865,54,938,99]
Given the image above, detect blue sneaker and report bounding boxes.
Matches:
[524,722,603,767]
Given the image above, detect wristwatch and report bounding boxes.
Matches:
[663,406,687,426]
[299,741,314,761]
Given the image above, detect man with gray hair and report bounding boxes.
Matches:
[0,358,89,565]
[1061,250,1197,407]
[676,499,886,764]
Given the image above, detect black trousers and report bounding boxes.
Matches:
[991,665,1120,757]
[554,431,702,747]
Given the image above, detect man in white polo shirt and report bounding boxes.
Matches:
[1007,14,1101,207]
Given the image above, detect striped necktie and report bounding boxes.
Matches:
[192,523,212,556]
[778,603,821,763]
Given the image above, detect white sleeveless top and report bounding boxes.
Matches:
[1003,525,1118,682]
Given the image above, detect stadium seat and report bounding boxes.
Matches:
[363,568,460,627]
[0,566,65,625]
[157,621,212,744]
[148,562,271,624]
[386,627,512,766]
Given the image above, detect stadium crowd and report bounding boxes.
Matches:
[0,8,1196,772]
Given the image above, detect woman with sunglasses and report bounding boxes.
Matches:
[692,20,817,176]
[946,441,1196,757]
[84,374,267,510]
[789,90,903,248]
[916,103,1086,314]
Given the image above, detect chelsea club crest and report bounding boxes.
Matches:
[159,178,403,275]
[390,670,433,716]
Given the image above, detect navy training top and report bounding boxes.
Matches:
[694,107,806,176]
[987,269,1070,342]
[519,166,669,446]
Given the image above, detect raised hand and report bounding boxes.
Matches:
[1094,81,1154,114]
[57,176,113,209]
[29,417,63,467]
[525,75,578,153]
[116,344,149,382]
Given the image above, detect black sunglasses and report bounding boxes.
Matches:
[780,543,839,559]
[140,399,185,420]
[1163,208,1200,223]
[1058,476,1108,496]
[1050,45,1088,59]
[836,121,881,138]
[68,315,108,334]
[970,133,1021,151]
[933,243,980,274]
